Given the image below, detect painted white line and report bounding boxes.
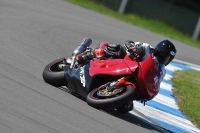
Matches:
[153,94,179,109]
[166,64,183,71]
[173,59,200,69]
[134,102,200,133]
[163,74,172,81]
[160,82,173,91]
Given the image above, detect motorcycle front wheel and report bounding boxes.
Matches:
[43,58,67,87]
[86,84,135,109]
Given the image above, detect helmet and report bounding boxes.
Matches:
[155,40,176,66]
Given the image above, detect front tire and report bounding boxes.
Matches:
[86,84,135,109]
[43,58,67,87]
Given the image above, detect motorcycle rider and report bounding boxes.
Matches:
[73,39,176,113]
[75,39,177,82]
[76,39,177,67]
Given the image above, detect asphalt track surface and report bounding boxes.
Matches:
[0,0,200,133]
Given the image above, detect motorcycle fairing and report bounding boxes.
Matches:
[63,59,138,98]
[64,54,161,100]
[135,54,161,100]
[89,59,138,76]
[64,64,93,97]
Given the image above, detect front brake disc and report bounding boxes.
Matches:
[97,87,124,97]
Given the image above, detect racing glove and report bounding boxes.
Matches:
[125,41,144,61]
[76,50,94,64]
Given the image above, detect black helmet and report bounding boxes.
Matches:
[155,40,177,66]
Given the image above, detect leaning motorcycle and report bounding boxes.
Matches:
[43,38,162,113]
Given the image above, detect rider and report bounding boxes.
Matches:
[74,39,176,112]
[76,39,177,67]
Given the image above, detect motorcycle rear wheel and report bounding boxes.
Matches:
[43,58,67,87]
[86,84,135,109]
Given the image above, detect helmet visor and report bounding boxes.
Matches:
[158,51,171,65]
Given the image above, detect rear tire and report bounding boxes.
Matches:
[43,58,67,87]
[86,84,135,109]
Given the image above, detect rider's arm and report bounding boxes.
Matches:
[76,48,95,64]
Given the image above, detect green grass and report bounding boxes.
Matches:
[171,70,200,127]
[66,0,200,49]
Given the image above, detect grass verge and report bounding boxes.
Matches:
[65,0,200,49]
[171,70,200,127]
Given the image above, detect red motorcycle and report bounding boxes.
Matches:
[43,38,162,113]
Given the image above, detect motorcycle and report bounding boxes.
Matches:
[43,38,162,113]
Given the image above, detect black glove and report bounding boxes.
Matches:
[76,51,94,64]
[125,41,145,61]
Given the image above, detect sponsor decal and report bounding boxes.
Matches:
[80,67,86,87]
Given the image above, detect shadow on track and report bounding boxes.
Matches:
[59,86,173,133]
[101,108,173,133]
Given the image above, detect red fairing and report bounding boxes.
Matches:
[89,59,138,76]
[123,57,139,72]
[136,54,160,100]
[89,53,160,101]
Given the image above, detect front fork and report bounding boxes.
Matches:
[113,76,135,113]
[107,76,136,92]
[115,76,131,87]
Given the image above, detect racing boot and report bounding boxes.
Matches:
[116,101,133,114]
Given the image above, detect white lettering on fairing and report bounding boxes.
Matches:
[80,67,86,87]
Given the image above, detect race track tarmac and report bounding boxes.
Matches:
[0,0,200,133]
